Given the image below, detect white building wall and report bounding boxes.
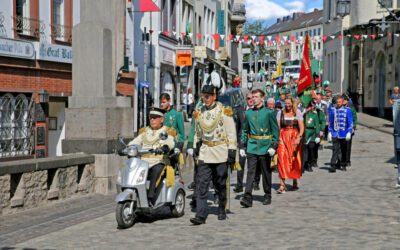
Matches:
[73,0,80,25]
[0,1,13,38]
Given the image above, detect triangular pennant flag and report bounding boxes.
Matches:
[158,31,162,35]
[256,41,259,45]
[164,31,169,36]
[370,34,376,39]
[267,36,272,41]
[330,35,335,39]
[243,35,249,43]
[235,35,240,41]
[251,35,256,41]
[354,34,360,40]
[173,31,176,37]
[290,36,295,42]
[282,36,288,41]
[188,33,193,38]
[181,32,185,38]
[275,36,281,44]
[139,0,161,12]
[205,34,209,39]
[346,34,352,37]
[322,35,328,42]
[220,34,225,40]
[197,32,202,39]
[259,36,265,45]
[362,35,368,39]
[379,33,384,37]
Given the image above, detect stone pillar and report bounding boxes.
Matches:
[63,0,134,194]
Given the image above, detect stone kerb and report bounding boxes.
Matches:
[0,153,95,215]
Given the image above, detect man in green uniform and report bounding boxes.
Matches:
[263,81,275,102]
[314,94,326,168]
[303,101,321,172]
[159,93,185,151]
[239,89,279,207]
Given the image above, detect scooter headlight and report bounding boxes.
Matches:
[126,146,138,157]
[136,169,147,184]
[117,170,122,184]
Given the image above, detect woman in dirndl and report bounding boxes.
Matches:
[276,97,304,193]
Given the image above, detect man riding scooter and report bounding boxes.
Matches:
[128,107,176,206]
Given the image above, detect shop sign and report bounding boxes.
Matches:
[160,46,174,65]
[0,37,35,59]
[194,46,206,59]
[176,50,192,66]
[35,42,72,63]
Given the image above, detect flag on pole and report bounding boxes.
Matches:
[298,34,313,106]
[140,0,160,12]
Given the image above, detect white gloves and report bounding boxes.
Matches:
[346,132,351,141]
[315,137,321,144]
[239,149,247,157]
[174,148,181,154]
[327,133,332,142]
[187,148,193,156]
[267,148,276,157]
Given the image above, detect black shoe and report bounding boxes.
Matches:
[313,163,319,169]
[233,185,243,193]
[190,216,206,225]
[253,183,260,191]
[240,198,252,208]
[263,198,271,205]
[190,200,196,209]
[218,212,227,220]
[341,166,347,171]
[329,167,336,173]
[188,182,196,190]
[306,167,313,172]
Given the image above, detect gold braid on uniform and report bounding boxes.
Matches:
[197,103,223,133]
[139,127,146,135]
[224,106,233,117]
[166,127,177,137]
[193,110,200,120]
[142,127,161,145]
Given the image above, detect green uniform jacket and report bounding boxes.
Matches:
[304,110,320,143]
[164,107,185,147]
[349,104,358,129]
[240,106,279,155]
[316,108,326,132]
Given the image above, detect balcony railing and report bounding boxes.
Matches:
[12,15,45,39]
[232,3,246,16]
[50,23,72,44]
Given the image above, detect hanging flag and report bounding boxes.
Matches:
[267,36,272,41]
[338,34,344,40]
[164,31,169,36]
[329,35,335,39]
[197,32,202,39]
[228,34,233,41]
[291,36,295,42]
[275,36,281,44]
[259,36,264,45]
[297,34,313,105]
[362,35,368,39]
[322,35,328,42]
[354,34,360,40]
[370,34,376,39]
[139,0,161,12]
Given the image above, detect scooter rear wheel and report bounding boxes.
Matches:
[171,189,185,217]
[116,201,137,229]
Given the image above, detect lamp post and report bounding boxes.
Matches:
[336,0,351,94]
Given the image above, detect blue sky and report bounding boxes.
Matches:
[245,0,323,26]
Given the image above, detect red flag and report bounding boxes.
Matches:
[297,35,313,94]
[322,35,328,42]
[140,0,160,12]
[370,34,376,39]
[354,34,360,40]
[259,36,264,45]
[213,33,220,49]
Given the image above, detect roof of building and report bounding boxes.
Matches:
[264,9,323,35]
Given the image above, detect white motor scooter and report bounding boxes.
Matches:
[115,136,186,229]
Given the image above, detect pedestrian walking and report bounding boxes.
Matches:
[328,96,353,172]
[343,94,357,167]
[276,97,304,193]
[190,84,237,225]
[314,93,327,167]
[234,92,254,193]
[302,101,320,172]
[389,86,400,122]
[239,89,279,207]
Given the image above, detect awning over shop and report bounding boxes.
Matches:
[207,57,237,76]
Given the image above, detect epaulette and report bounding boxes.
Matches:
[193,110,200,120]
[166,127,177,137]
[224,106,233,117]
[139,127,146,135]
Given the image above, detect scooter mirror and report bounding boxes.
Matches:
[118,135,127,147]
[159,132,168,140]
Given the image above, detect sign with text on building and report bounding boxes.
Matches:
[217,10,225,47]
[176,50,192,66]
[194,46,206,59]
[35,42,72,64]
[0,37,35,59]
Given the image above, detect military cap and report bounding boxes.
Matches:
[266,81,272,87]
[149,107,166,117]
[201,84,217,94]
[342,94,350,101]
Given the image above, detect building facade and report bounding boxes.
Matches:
[0,0,135,160]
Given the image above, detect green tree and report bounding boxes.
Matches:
[243,20,274,66]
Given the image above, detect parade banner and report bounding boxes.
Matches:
[298,34,313,106]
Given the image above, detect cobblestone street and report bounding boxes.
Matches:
[1,125,399,249]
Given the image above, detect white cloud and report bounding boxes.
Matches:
[245,0,306,21]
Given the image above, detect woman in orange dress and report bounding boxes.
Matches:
[276,97,304,193]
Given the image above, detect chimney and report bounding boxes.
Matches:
[277,18,281,23]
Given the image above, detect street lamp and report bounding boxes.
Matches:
[337,0,351,94]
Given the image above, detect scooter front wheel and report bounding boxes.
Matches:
[116,201,137,229]
[171,189,185,217]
